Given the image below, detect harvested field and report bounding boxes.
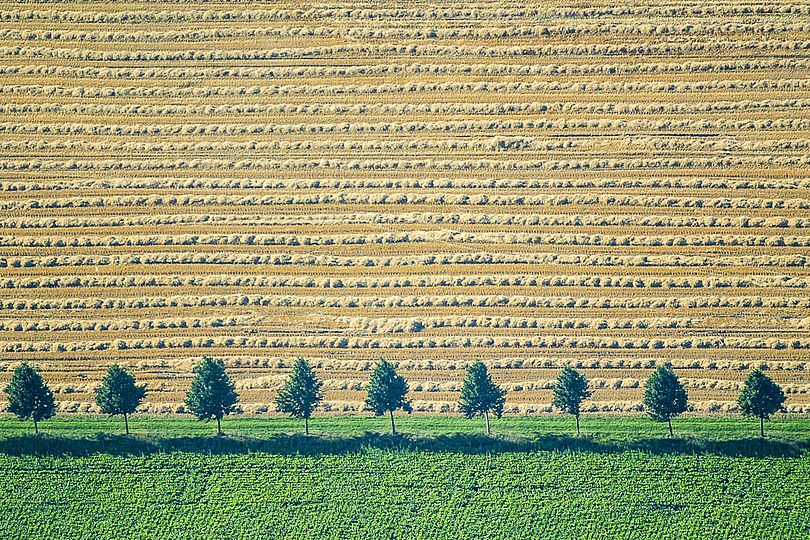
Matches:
[0,0,808,415]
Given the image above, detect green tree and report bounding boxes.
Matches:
[275,357,324,435]
[552,366,592,435]
[5,363,55,434]
[458,361,505,435]
[184,356,238,435]
[365,359,412,434]
[95,364,146,435]
[738,368,786,437]
[643,365,688,437]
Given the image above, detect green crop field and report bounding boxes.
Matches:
[0,416,808,540]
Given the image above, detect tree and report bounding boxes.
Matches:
[643,365,688,437]
[365,359,412,434]
[458,361,505,435]
[275,358,324,435]
[95,364,146,435]
[738,369,786,437]
[552,366,592,435]
[5,363,55,434]
[184,357,238,435]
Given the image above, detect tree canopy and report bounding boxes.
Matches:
[738,368,786,437]
[643,365,688,437]
[95,364,146,435]
[275,357,324,434]
[458,361,505,434]
[184,356,238,435]
[5,362,55,434]
[552,366,592,435]
[365,359,412,434]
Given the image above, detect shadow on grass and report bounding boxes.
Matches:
[0,432,807,459]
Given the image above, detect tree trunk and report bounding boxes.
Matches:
[575,414,580,436]
[390,410,396,435]
[485,410,491,435]
[216,416,222,436]
[33,417,38,435]
[760,416,765,438]
[305,416,309,436]
[668,418,673,438]
[124,413,129,435]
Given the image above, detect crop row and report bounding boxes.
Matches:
[7,193,810,210]
[4,232,810,248]
[6,84,810,108]
[14,350,810,381]
[0,315,260,332]
[3,294,809,311]
[235,376,810,394]
[0,137,547,152]
[3,273,804,290]
[4,252,806,268]
[338,315,698,332]
[4,118,807,136]
[3,138,806,155]
[2,335,809,353]
[3,213,808,231]
[0,315,704,333]
[0,315,695,333]
[3,5,807,23]
[4,40,806,61]
[4,63,808,80]
[47,399,810,415]
[2,156,807,172]
[6,176,808,192]
[5,22,809,43]
[43,375,808,395]
[7,96,797,120]
[25,355,805,372]
[0,46,810,71]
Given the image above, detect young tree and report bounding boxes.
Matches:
[365,359,412,434]
[184,356,238,435]
[5,363,55,434]
[458,361,505,435]
[738,368,786,437]
[552,366,592,435]
[95,364,146,435]
[275,357,324,435]
[643,365,688,437]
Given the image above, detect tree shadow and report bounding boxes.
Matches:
[0,432,807,459]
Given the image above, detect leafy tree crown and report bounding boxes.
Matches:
[552,366,592,416]
[458,361,506,419]
[95,364,146,416]
[643,365,688,422]
[738,369,786,420]
[184,357,239,421]
[365,359,412,416]
[275,358,324,419]
[5,363,55,422]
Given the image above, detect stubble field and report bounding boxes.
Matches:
[0,0,809,415]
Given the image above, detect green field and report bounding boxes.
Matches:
[0,416,808,539]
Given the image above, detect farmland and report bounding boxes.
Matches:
[0,417,809,539]
[0,0,809,416]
